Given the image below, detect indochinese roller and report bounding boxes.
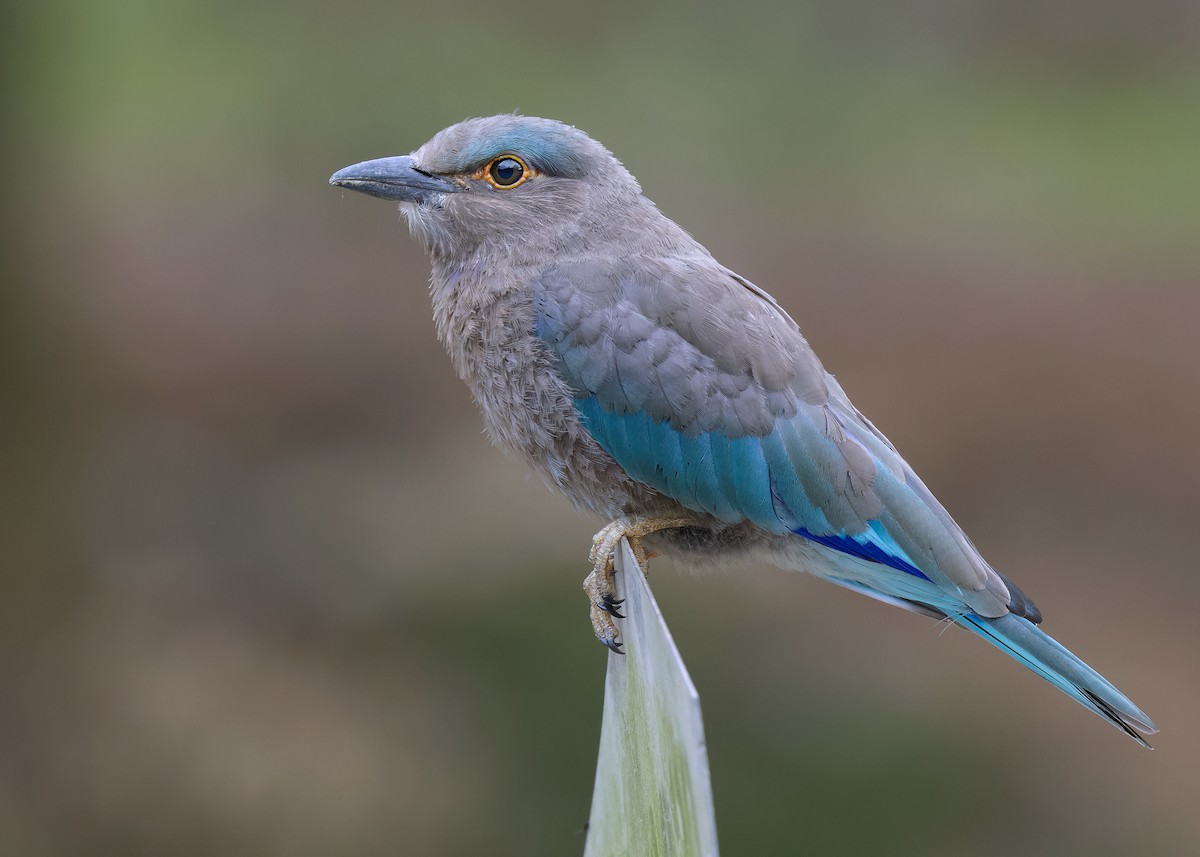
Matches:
[330,115,1156,745]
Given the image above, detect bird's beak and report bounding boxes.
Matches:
[329,155,461,202]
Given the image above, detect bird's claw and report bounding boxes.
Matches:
[584,560,623,654]
[600,594,625,618]
[584,522,630,653]
[582,515,694,653]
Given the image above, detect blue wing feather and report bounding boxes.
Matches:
[792,523,928,580]
[706,432,743,520]
[575,394,928,579]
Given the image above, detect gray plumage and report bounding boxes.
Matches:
[331,115,1155,744]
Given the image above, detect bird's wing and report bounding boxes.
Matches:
[534,255,1019,619]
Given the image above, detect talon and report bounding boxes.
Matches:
[601,637,624,655]
[600,594,625,619]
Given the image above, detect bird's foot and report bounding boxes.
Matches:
[583,515,695,653]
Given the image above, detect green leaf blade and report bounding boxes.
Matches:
[584,539,719,857]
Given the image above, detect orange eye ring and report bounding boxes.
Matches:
[481,154,532,189]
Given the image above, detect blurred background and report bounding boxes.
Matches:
[3,1,1198,854]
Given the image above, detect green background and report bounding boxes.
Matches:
[3,1,1197,854]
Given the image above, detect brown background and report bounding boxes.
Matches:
[3,1,1198,854]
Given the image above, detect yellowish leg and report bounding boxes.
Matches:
[583,515,695,653]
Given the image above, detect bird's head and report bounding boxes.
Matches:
[330,115,644,261]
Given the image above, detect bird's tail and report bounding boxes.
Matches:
[956,612,1157,747]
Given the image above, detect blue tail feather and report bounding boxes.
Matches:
[957,613,1157,747]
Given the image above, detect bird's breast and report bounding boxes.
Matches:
[429,267,660,520]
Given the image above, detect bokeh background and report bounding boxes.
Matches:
[3,1,1198,854]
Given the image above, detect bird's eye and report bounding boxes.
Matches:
[486,155,528,189]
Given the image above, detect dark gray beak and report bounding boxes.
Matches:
[329,155,460,202]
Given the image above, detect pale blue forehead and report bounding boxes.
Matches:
[423,117,597,178]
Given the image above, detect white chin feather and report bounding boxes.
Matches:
[398,201,430,240]
[398,199,453,255]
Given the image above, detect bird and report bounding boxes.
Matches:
[330,114,1156,746]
